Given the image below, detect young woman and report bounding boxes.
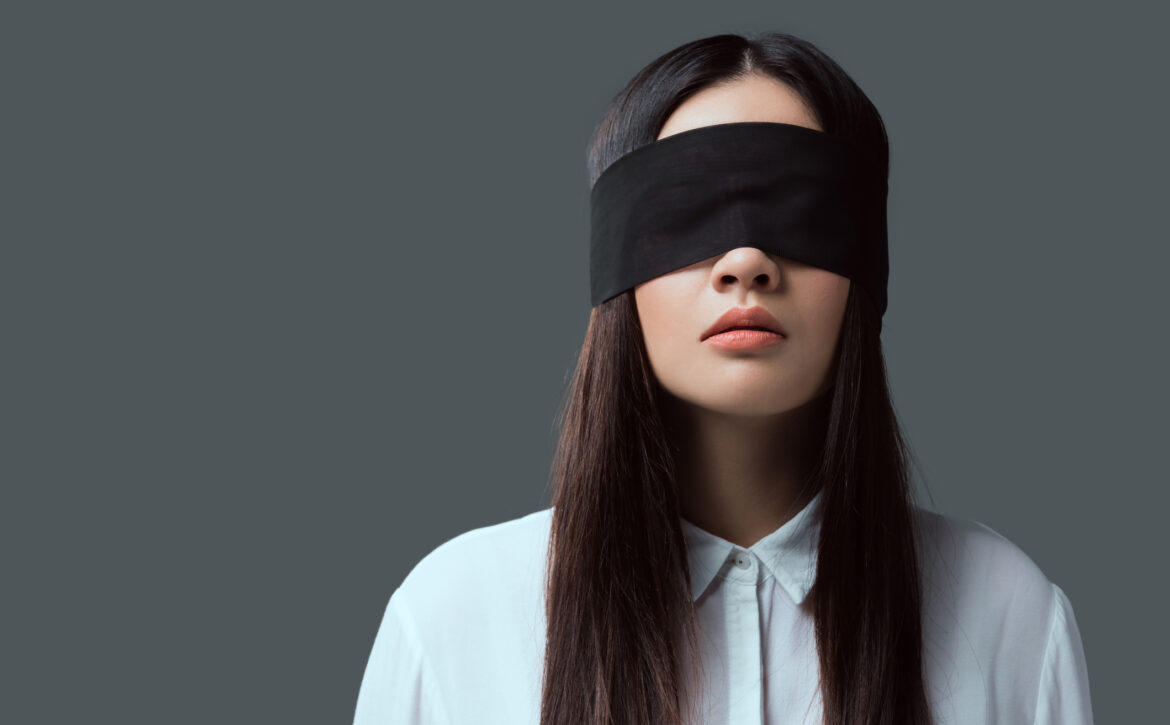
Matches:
[353,31,1094,725]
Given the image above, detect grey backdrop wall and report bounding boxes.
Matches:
[4,1,1165,723]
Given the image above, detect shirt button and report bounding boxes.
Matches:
[734,552,751,569]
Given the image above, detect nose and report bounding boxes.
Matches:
[709,247,782,297]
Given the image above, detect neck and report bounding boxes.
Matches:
[663,389,827,549]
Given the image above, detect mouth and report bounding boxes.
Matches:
[701,306,787,341]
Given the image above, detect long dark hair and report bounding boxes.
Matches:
[541,31,933,725]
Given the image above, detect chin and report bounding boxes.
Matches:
[683,393,804,418]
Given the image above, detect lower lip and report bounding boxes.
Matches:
[703,329,787,350]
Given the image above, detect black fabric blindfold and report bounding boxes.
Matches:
[588,121,889,319]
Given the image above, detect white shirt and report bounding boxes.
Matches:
[353,490,1094,724]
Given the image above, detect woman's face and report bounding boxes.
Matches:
[634,73,851,417]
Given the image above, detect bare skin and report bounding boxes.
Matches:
[634,73,850,549]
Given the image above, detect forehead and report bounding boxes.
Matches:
[658,75,822,141]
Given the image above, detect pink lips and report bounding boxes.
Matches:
[701,305,787,350]
[703,328,787,350]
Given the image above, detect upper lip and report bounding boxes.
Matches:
[701,306,787,341]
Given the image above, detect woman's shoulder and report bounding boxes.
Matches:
[911,504,1064,656]
[912,504,1055,601]
[909,508,1093,721]
[394,507,554,623]
[359,509,555,720]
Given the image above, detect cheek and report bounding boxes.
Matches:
[800,273,851,326]
[784,272,849,363]
[805,270,849,302]
[634,281,684,347]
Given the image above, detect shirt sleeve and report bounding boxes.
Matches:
[1032,583,1094,725]
[353,587,450,725]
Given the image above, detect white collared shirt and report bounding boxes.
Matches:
[353,491,1094,724]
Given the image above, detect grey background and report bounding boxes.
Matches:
[3,1,1165,723]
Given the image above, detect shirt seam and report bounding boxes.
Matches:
[1030,581,1063,725]
[390,589,454,725]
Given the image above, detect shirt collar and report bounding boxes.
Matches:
[679,487,825,605]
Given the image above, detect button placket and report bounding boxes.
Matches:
[725,547,764,724]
